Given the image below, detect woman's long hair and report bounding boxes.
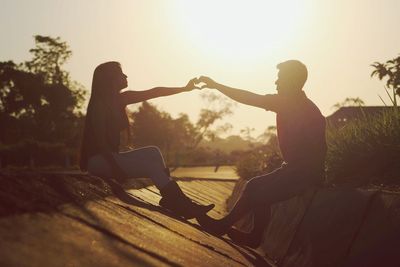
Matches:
[79,61,129,170]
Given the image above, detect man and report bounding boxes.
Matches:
[196,60,327,248]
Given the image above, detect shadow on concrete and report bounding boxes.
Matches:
[0,171,186,265]
[220,237,274,267]
[0,171,153,217]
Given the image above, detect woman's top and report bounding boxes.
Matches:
[80,98,126,171]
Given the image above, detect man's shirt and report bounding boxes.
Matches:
[263,91,327,170]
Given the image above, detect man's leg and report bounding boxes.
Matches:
[227,165,321,247]
[197,164,305,236]
[197,188,253,235]
[196,170,277,235]
[227,205,271,248]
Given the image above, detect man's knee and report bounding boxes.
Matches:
[243,178,259,198]
[242,175,276,205]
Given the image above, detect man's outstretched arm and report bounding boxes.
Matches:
[198,76,269,109]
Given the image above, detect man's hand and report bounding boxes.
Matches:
[183,78,202,91]
[198,76,219,89]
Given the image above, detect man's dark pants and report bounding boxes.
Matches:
[243,163,324,207]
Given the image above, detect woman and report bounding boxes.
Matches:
[80,61,214,219]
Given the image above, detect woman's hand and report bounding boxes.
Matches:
[183,78,202,91]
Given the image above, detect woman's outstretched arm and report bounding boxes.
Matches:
[121,78,199,106]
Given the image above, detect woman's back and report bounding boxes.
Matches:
[80,100,121,171]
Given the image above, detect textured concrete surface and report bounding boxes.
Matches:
[344,191,400,267]
[281,188,376,267]
[228,180,400,267]
[171,166,239,180]
[0,172,273,267]
[262,188,316,264]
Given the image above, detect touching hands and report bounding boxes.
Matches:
[184,78,203,91]
[184,76,219,92]
[197,76,219,89]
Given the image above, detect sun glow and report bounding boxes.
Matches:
[175,0,308,61]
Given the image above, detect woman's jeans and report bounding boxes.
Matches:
[87,146,171,189]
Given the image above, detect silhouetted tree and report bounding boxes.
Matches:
[129,96,235,166]
[240,127,256,143]
[371,55,400,106]
[130,101,174,153]
[0,61,45,143]
[24,35,85,110]
[0,36,86,167]
[332,97,365,110]
[192,92,234,147]
[25,36,69,84]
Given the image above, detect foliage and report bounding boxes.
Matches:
[193,91,235,145]
[0,139,73,167]
[234,110,400,187]
[25,36,72,84]
[235,148,282,180]
[0,36,85,167]
[199,135,256,153]
[234,109,400,188]
[26,35,85,111]
[371,55,400,106]
[234,131,283,180]
[129,101,195,163]
[129,93,235,166]
[332,97,365,110]
[326,108,400,186]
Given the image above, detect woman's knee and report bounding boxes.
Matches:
[141,146,164,161]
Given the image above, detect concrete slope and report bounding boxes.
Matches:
[0,172,273,267]
[228,179,400,267]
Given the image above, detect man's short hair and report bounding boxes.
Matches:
[277,60,308,90]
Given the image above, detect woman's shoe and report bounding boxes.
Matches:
[159,181,215,219]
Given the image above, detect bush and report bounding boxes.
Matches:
[234,108,400,188]
[0,139,73,168]
[326,107,400,186]
[234,144,283,180]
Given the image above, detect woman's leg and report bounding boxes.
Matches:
[88,146,214,218]
[114,146,172,189]
[87,146,171,189]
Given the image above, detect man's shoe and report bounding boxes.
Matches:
[159,197,214,219]
[196,214,230,236]
[227,228,262,248]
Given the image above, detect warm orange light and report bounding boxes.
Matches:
[175,0,308,61]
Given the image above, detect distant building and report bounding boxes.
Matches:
[326,106,394,127]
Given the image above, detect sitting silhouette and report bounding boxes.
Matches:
[196,60,326,248]
[80,61,214,219]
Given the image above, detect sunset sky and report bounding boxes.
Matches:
[1,0,399,137]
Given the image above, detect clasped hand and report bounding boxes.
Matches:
[184,76,218,91]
